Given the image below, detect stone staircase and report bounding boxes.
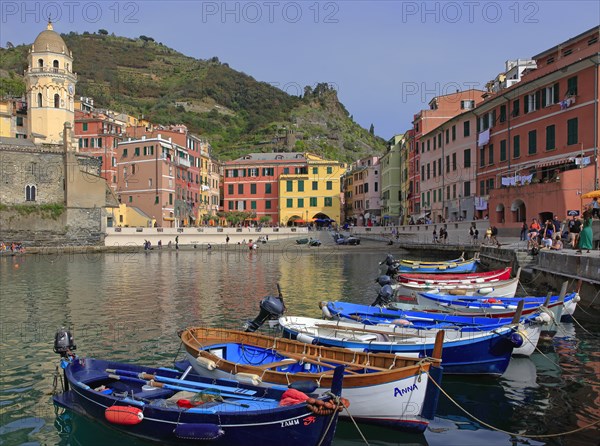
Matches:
[515,250,537,271]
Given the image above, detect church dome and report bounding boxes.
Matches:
[33,22,69,54]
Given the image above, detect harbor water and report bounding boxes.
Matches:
[0,244,598,446]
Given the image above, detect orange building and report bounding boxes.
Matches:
[75,107,125,190]
[116,135,184,227]
[474,27,599,228]
[223,153,307,224]
[410,89,485,220]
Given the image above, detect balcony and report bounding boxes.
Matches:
[26,67,77,79]
[177,157,191,168]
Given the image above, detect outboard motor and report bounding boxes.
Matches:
[243,293,286,332]
[53,327,76,358]
[380,254,399,277]
[371,275,394,307]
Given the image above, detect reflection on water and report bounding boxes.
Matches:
[1,249,598,446]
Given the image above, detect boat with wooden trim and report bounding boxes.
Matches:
[320,301,544,356]
[414,291,579,320]
[278,315,523,375]
[393,276,519,301]
[397,267,512,284]
[179,327,444,433]
[52,329,345,446]
[395,255,479,274]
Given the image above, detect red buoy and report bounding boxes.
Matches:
[105,406,144,425]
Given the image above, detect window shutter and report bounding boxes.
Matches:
[553,83,560,104]
[541,89,547,108]
[524,97,529,114]
[535,91,541,110]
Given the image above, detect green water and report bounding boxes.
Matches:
[0,245,598,445]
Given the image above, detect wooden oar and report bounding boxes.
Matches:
[106,368,257,395]
[106,373,272,403]
[314,322,427,338]
[282,352,387,372]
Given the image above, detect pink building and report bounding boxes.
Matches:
[410,90,485,220]
[419,110,478,222]
[474,27,599,228]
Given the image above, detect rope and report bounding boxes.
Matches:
[568,313,599,337]
[340,402,371,445]
[424,369,600,438]
[316,394,353,446]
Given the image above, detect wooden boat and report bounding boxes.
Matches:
[278,316,523,375]
[320,301,543,356]
[179,327,444,433]
[414,292,580,320]
[52,336,345,446]
[396,256,479,274]
[393,276,519,300]
[397,267,512,284]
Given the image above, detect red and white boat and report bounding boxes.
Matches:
[397,267,512,284]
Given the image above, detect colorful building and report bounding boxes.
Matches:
[399,130,413,225]
[474,27,599,228]
[343,156,380,226]
[419,109,478,222]
[0,99,28,139]
[75,108,126,190]
[115,135,183,227]
[410,90,485,220]
[278,153,344,226]
[223,153,307,225]
[381,134,405,224]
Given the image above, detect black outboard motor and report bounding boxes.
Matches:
[53,327,76,358]
[371,275,394,307]
[243,286,286,332]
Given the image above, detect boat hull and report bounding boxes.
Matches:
[179,327,443,432]
[53,358,340,446]
[394,277,519,300]
[279,317,517,375]
[397,268,512,284]
[397,259,478,274]
[322,301,542,357]
[185,353,431,433]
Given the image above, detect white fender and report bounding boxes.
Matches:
[195,356,217,371]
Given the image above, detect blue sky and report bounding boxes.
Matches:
[1,1,599,139]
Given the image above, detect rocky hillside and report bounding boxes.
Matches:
[0,31,386,161]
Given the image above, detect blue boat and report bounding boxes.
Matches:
[395,257,479,273]
[416,292,580,320]
[279,316,523,375]
[320,301,546,356]
[52,330,345,446]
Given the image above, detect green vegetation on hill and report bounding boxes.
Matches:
[0,32,385,161]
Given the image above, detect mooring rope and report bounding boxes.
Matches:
[425,369,600,438]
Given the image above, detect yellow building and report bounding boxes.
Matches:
[0,101,11,137]
[25,21,78,148]
[109,204,156,228]
[278,153,344,226]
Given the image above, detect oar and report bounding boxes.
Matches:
[106,373,272,403]
[106,369,256,396]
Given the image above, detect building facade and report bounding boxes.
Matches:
[419,110,478,222]
[410,90,486,221]
[223,153,306,225]
[343,156,380,226]
[381,134,404,224]
[474,27,599,227]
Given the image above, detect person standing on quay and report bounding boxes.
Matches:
[576,209,594,254]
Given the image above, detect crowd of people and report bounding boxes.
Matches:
[525,205,596,254]
[0,242,25,254]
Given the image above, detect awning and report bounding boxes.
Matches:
[163,217,175,221]
[536,158,572,168]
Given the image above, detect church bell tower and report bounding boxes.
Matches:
[25,21,77,148]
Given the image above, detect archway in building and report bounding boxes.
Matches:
[286,215,305,227]
[496,203,505,224]
[511,199,526,223]
[312,212,334,228]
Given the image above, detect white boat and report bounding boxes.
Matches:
[393,276,519,300]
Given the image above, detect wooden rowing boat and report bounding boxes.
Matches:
[179,327,444,432]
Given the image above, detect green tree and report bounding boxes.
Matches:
[369,123,374,135]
